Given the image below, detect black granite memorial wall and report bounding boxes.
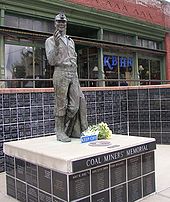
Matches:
[0,86,170,172]
[5,143,155,202]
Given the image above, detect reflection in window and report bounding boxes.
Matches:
[5,45,33,87]
[138,58,161,85]
[77,48,98,87]
[104,54,133,86]
[5,44,53,88]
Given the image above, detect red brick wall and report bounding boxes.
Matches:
[165,33,170,80]
[164,2,170,28]
[67,0,169,28]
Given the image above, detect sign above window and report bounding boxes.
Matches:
[104,55,133,70]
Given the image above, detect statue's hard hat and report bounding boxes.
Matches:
[55,13,67,21]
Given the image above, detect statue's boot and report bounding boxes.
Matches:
[56,116,71,142]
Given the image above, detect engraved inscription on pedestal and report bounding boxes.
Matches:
[16,180,26,202]
[52,171,67,201]
[27,185,38,202]
[110,160,126,186]
[143,173,155,197]
[6,175,16,198]
[5,155,15,177]
[128,178,142,202]
[128,156,141,180]
[92,190,109,202]
[26,162,37,187]
[91,165,109,194]
[16,158,26,181]
[38,166,51,194]
[69,170,90,201]
[111,183,127,202]
[0,156,4,172]
[76,197,90,202]
[142,151,154,175]
[39,191,52,202]
[53,197,65,202]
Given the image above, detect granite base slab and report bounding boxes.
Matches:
[3,135,156,202]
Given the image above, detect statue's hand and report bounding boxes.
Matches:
[54,30,61,46]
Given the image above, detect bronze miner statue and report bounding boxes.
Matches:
[45,12,88,142]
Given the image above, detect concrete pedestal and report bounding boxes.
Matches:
[3,135,156,202]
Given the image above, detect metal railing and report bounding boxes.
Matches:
[0,78,168,88]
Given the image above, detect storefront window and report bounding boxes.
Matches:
[5,44,53,88]
[5,44,33,87]
[77,47,98,87]
[150,60,161,85]
[104,54,133,86]
[138,58,161,85]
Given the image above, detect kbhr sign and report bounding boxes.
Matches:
[104,55,133,70]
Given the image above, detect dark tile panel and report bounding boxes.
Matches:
[139,122,150,132]
[112,91,120,102]
[96,91,104,102]
[139,133,151,138]
[121,112,128,122]
[149,88,160,100]
[162,122,170,132]
[160,88,170,99]
[139,111,149,122]
[161,100,170,110]
[161,111,170,121]
[104,90,113,102]
[128,178,142,202]
[27,185,38,202]
[38,166,51,194]
[113,101,120,112]
[139,100,149,110]
[127,89,138,100]
[162,133,170,144]
[151,133,162,144]
[143,173,155,197]
[150,122,161,132]
[6,175,16,198]
[120,90,127,100]
[129,112,139,122]
[104,102,113,113]
[128,100,138,111]
[121,123,128,134]
[150,111,160,121]
[121,101,127,112]
[138,89,149,100]
[129,122,139,133]
[84,91,96,103]
[5,155,15,177]
[0,156,4,172]
[97,114,104,123]
[16,180,26,202]
[96,102,104,114]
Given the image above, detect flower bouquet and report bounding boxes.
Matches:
[81,122,112,143]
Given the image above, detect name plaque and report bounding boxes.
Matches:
[72,141,156,172]
[80,134,98,143]
[6,176,16,198]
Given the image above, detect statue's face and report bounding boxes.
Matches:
[55,20,67,34]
